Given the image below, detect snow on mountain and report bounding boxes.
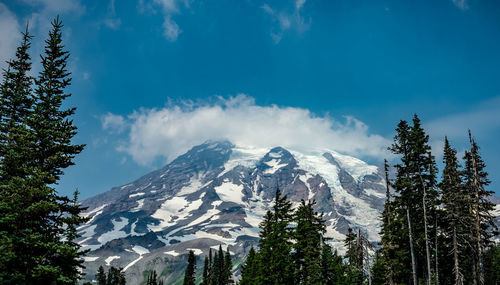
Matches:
[76,141,389,283]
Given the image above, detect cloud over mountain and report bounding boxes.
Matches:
[102,94,391,165]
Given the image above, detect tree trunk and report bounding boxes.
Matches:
[419,170,432,285]
[470,142,484,285]
[435,219,439,285]
[453,225,463,285]
[407,207,418,285]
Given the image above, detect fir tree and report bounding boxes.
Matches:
[256,189,294,285]
[96,265,107,285]
[183,250,196,285]
[240,247,257,285]
[464,131,498,285]
[293,200,325,285]
[223,248,234,284]
[202,255,209,285]
[320,244,347,285]
[107,267,126,285]
[440,137,471,285]
[0,23,36,284]
[387,115,440,284]
[0,17,88,284]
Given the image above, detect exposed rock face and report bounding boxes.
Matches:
[77,141,395,283]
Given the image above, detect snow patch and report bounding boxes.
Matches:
[164,250,180,256]
[131,198,145,212]
[97,217,129,245]
[105,256,120,266]
[263,159,287,174]
[364,188,385,198]
[215,182,244,204]
[186,248,203,255]
[129,192,145,198]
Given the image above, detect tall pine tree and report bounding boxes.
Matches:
[183,250,196,285]
[463,131,498,285]
[255,189,294,285]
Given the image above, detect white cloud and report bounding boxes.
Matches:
[162,15,181,41]
[149,0,189,41]
[105,95,391,166]
[262,0,311,44]
[101,113,126,134]
[23,0,84,34]
[0,3,21,71]
[452,0,469,10]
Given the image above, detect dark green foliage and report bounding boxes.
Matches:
[239,247,257,285]
[255,189,295,285]
[292,200,325,285]
[320,244,349,285]
[370,250,386,285]
[463,131,498,284]
[107,267,126,285]
[484,244,500,285]
[223,248,234,284]
[202,256,209,285]
[383,115,440,284]
[183,250,196,285]
[96,265,107,285]
[439,137,472,284]
[0,17,87,284]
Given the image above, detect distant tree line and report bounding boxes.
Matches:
[0,17,87,284]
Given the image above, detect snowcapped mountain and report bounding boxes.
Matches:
[77,140,390,284]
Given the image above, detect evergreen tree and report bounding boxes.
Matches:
[293,200,325,285]
[96,265,107,285]
[484,244,500,285]
[320,244,347,285]
[2,16,87,284]
[107,267,126,285]
[209,247,222,285]
[255,189,294,285]
[202,255,209,285]
[463,131,498,285]
[440,137,471,285]
[223,248,234,284]
[240,247,257,285]
[371,250,386,285]
[183,250,196,285]
[386,115,440,284]
[0,23,36,284]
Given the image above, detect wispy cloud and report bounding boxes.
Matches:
[141,0,190,41]
[452,0,469,10]
[425,96,500,159]
[0,3,21,71]
[426,96,500,140]
[103,0,121,30]
[101,112,126,134]
[262,0,311,43]
[102,94,391,166]
[22,0,85,34]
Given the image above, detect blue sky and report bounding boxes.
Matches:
[1,0,499,199]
